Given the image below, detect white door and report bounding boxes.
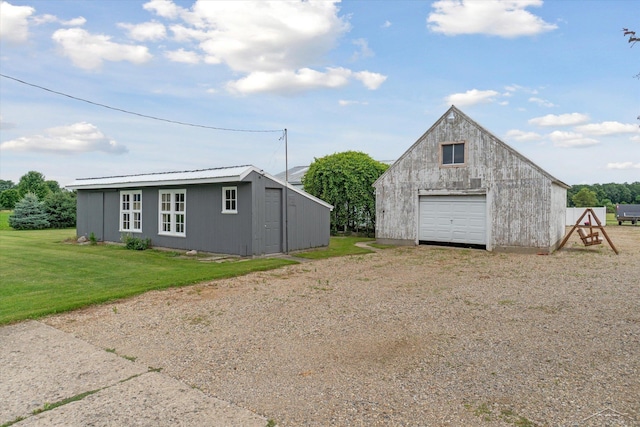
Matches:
[419,195,486,245]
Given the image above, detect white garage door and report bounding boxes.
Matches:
[419,195,486,245]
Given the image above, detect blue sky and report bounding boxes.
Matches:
[1,0,638,187]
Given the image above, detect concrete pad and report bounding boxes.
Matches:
[18,372,268,427]
[0,321,268,427]
[0,321,146,424]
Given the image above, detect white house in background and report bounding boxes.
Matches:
[373,106,570,254]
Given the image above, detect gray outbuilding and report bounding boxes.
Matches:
[374,106,569,253]
[67,165,333,256]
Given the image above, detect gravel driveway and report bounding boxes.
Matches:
[45,226,640,426]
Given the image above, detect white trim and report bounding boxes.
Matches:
[222,186,238,214]
[119,190,142,233]
[158,189,186,237]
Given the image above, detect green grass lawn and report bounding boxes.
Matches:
[0,213,373,325]
[295,236,375,259]
[0,210,12,231]
[0,228,298,325]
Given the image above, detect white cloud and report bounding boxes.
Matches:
[339,100,368,106]
[505,129,542,142]
[631,135,640,143]
[351,38,374,61]
[529,97,555,108]
[354,71,387,90]
[191,1,350,72]
[427,0,557,38]
[0,1,34,44]
[143,0,182,20]
[52,28,152,70]
[31,14,57,25]
[31,13,85,27]
[165,48,200,64]
[529,113,589,127]
[548,130,599,148]
[146,0,385,94]
[382,20,392,29]
[227,67,383,95]
[575,121,640,136]
[606,162,640,170]
[445,89,499,107]
[118,21,166,42]
[0,122,127,154]
[62,17,87,26]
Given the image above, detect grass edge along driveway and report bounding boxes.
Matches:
[0,227,373,325]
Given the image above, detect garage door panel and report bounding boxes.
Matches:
[419,196,486,245]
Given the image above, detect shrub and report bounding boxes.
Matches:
[9,193,50,230]
[122,234,152,250]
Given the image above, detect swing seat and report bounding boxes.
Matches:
[577,228,602,246]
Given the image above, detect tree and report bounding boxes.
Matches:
[9,193,50,230]
[45,180,61,194]
[43,191,76,228]
[623,28,640,79]
[303,151,389,235]
[17,171,51,200]
[0,189,20,209]
[572,188,599,207]
[0,180,15,192]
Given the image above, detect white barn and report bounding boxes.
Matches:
[374,106,569,254]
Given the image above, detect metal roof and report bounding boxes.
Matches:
[67,165,256,189]
[66,165,333,210]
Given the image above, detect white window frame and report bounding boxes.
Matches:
[222,186,238,214]
[440,141,467,167]
[120,190,142,233]
[158,189,186,237]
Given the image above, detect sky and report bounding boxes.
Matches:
[0,0,638,188]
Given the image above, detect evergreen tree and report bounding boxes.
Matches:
[9,193,50,230]
[44,191,76,228]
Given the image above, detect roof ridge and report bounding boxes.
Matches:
[75,165,253,181]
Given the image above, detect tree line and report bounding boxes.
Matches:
[0,171,76,229]
[567,182,640,211]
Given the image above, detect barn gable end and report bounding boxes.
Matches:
[374,106,568,253]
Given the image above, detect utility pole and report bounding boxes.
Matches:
[284,128,289,254]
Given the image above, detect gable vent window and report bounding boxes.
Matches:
[441,142,465,166]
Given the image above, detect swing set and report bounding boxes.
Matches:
[557,208,618,254]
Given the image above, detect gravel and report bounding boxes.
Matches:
[45,226,640,426]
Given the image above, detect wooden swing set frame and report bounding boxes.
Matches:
[557,208,618,254]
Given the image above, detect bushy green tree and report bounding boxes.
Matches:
[572,188,599,207]
[43,191,76,228]
[0,189,20,209]
[0,179,15,192]
[17,171,51,200]
[9,193,50,230]
[303,151,389,234]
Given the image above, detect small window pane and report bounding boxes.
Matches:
[453,144,464,164]
[442,145,453,164]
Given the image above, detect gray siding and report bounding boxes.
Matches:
[375,107,567,253]
[76,171,330,256]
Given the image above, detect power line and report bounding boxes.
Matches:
[0,73,282,133]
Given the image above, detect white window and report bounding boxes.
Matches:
[120,191,142,232]
[158,189,186,237]
[222,186,237,214]
[441,142,466,166]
